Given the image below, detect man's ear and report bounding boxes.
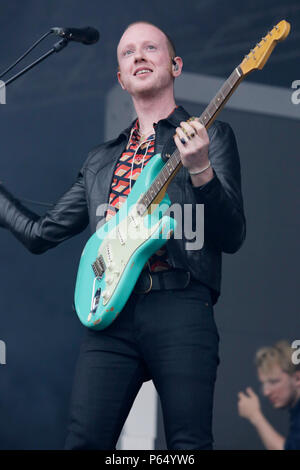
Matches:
[294,370,300,385]
[117,70,126,90]
[171,56,183,78]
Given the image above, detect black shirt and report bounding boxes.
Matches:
[284,398,300,450]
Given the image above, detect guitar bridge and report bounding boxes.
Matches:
[92,255,106,278]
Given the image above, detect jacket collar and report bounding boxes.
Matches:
[118,105,191,141]
[164,105,191,128]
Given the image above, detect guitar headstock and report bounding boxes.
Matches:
[240,20,290,76]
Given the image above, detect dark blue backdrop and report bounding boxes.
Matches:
[0,0,299,449]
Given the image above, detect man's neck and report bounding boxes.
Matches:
[131,89,176,136]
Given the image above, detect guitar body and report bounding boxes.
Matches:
[74,152,177,330]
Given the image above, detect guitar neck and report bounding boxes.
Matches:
[196,66,243,128]
[138,66,244,213]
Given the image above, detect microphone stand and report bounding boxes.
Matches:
[3,38,69,87]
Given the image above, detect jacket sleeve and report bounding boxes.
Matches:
[0,167,89,254]
[190,121,246,254]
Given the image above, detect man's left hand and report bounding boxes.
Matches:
[174,120,210,172]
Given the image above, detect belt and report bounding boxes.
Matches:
[133,269,192,294]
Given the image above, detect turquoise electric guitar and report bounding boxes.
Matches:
[74,20,290,330]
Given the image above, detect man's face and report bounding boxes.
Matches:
[117,23,177,98]
[258,365,298,409]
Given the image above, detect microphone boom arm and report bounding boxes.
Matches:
[4,38,69,88]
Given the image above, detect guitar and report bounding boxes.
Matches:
[74,20,290,330]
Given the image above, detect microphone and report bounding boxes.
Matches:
[51,26,100,45]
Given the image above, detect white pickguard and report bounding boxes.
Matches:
[98,204,164,305]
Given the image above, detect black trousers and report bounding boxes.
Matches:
[64,281,220,450]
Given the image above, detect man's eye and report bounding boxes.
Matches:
[147,45,156,50]
[124,50,133,56]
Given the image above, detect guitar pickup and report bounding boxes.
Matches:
[92,255,106,278]
[129,213,139,228]
[117,226,125,245]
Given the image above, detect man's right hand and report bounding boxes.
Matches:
[237,387,261,423]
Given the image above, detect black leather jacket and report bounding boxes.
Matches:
[0,106,246,304]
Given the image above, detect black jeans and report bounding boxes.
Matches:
[64,281,220,450]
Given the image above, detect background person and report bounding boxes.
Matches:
[238,340,300,450]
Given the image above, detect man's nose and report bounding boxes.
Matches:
[134,49,146,62]
[262,384,271,396]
